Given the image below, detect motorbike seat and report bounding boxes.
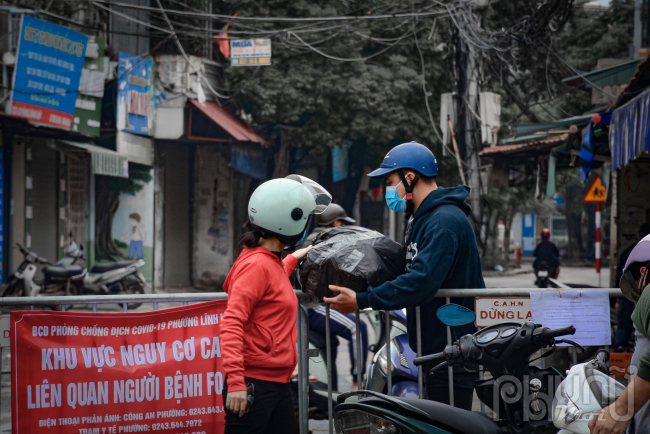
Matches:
[359,397,501,434]
[91,261,136,273]
[43,265,86,279]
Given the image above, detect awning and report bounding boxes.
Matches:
[59,141,129,178]
[609,88,650,170]
[189,100,264,144]
[563,58,641,89]
[508,114,594,138]
[481,135,568,156]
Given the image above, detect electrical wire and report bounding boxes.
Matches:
[286,29,410,62]
[412,15,446,147]
[152,0,229,100]
[544,39,581,118]
[89,0,450,23]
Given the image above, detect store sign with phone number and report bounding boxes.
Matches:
[11,301,227,434]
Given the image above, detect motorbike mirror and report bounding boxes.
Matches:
[436,304,476,326]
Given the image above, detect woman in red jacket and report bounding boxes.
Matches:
[221,175,331,434]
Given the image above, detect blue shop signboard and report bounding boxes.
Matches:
[522,213,536,255]
[117,52,156,136]
[9,16,87,129]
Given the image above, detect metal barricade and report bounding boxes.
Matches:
[0,287,624,434]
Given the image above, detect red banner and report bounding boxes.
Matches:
[11,301,227,434]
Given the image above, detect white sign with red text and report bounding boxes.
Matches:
[475,297,531,327]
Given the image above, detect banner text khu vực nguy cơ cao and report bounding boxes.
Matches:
[11,301,227,434]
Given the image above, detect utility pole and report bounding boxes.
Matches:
[455,4,482,223]
[634,0,642,59]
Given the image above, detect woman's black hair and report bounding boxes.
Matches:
[237,228,263,254]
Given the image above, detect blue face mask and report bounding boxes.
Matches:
[385,182,407,213]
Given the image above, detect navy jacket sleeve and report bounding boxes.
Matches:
[356,226,458,310]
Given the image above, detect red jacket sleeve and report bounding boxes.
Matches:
[283,254,298,275]
[221,260,267,392]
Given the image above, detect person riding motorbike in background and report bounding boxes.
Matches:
[324,141,485,410]
[533,228,560,278]
[589,234,650,434]
[220,175,331,434]
[299,203,368,391]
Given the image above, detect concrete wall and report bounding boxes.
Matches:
[153,152,164,292]
[615,158,650,280]
[193,144,233,289]
[163,144,192,289]
[30,142,58,264]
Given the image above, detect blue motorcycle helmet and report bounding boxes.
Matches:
[368,141,438,214]
[368,141,438,178]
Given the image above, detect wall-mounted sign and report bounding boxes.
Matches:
[8,16,88,129]
[117,52,156,136]
[72,36,106,136]
[230,39,271,66]
[116,130,153,166]
[522,213,536,254]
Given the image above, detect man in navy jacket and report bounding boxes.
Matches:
[325,141,485,409]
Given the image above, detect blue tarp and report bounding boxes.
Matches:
[230,144,266,180]
[610,89,650,170]
[580,110,612,182]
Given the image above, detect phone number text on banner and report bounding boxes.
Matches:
[10,301,227,434]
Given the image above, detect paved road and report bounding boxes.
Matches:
[484,265,611,289]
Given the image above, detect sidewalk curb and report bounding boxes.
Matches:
[483,269,532,278]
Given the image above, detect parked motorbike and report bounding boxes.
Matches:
[364,309,408,353]
[334,304,582,434]
[365,333,422,398]
[3,242,146,310]
[553,350,625,434]
[64,242,147,309]
[293,307,407,422]
[2,243,86,299]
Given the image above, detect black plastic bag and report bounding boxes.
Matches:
[298,226,405,299]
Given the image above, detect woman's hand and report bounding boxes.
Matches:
[226,390,248,417]
[291,245,312,262]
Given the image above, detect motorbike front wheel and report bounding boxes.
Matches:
[122,278,145,310]
[50,282,82,311]
[2,279,25,297]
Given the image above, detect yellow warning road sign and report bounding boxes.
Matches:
[582,174,607,203]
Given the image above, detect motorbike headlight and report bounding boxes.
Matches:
[335,410,400,434]
[552,383,581,429]
[377,342,395,376]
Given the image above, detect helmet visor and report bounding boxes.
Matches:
[285,174,332,214]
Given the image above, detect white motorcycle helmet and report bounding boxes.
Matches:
[248,175,332,246]
[553,352,625,433]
